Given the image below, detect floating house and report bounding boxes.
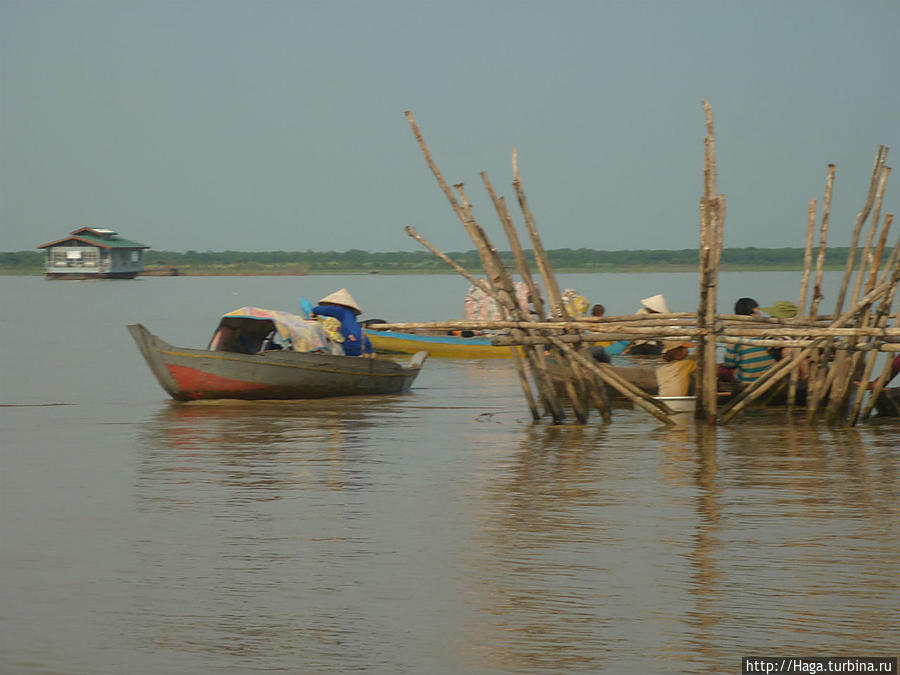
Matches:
[37,227,150,279]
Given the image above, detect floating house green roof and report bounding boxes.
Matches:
[37,227,151,279]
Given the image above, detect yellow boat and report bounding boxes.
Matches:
[367,329,519,359]
[367,329,625,360]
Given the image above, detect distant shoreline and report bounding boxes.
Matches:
[0,263,851,277]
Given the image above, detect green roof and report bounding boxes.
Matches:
[73,232,149,249]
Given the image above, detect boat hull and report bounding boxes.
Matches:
[874,387,900,416]
[128,324,426,401]
[368,330,519,359]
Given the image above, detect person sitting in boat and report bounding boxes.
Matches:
[656,340,697,397]
[591,303,605,318]
[311,289,374,357]
[625,293,670,356]
[720,297,778,385]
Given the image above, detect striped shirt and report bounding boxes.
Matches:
[723,342,777,383]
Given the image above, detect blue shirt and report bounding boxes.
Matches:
[312,304,373,356]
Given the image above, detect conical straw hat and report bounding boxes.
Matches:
[318,288,362,315]
[640,294,670,314]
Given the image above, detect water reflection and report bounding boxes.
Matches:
[137,397,410,503]
[461,415,898,674]
[463,425,617,672]
[131,396,419,670]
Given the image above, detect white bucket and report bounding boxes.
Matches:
[654,396,696,414]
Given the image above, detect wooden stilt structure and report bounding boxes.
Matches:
[390,107,896,426]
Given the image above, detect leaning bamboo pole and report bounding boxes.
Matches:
[404,111,567,422]
[812,150,890,420]
[480,172,545,319]
[849,232,900,424]
[804,165,836,417]
[789,199,819,408]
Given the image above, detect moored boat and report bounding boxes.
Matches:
[367,329,519,359]
[128,310,427,401]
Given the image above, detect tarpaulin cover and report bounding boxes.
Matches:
[463,281,532,321]
[213,307,342,354]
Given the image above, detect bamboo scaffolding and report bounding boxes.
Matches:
[721,275,899,423]
[849,239,900,424]
[399,106,897,427]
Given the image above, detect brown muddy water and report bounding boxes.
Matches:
[1,274,897,674]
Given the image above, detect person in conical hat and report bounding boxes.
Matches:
[625,293,671,355]
[311,289,372,356]
[639,294,670,314]
[317,288,362,315]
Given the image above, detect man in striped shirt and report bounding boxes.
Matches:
[722,297,777,384]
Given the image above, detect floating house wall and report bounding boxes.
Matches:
[37,227,150,279]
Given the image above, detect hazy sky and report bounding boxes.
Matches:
[2,0,898,254]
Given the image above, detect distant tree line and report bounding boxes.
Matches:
[0,247,879,274]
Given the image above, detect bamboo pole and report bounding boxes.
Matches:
[832,147,888,317]
[798,199,818,317]
[861,261,900,420]
[813,149,890,420]
[506,147,606,423]
[789,198,819,408]
[805,167,836,417]
[867,213,893,292]
[695,100,723,423]
[850,166,891,307]
[480,172,545,319]
[828,188,893,424]
[849,234,900,424]
[404,225,541,420]
[403,112,567,422]
[809,165,836,319]
[512,148,567,320]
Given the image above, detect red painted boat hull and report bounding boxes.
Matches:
[128,324,427,401]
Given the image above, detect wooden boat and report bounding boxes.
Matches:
[874,387,900,416]
[128,321,427,401]
[367,329,519,359]
[367,327,627,360]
